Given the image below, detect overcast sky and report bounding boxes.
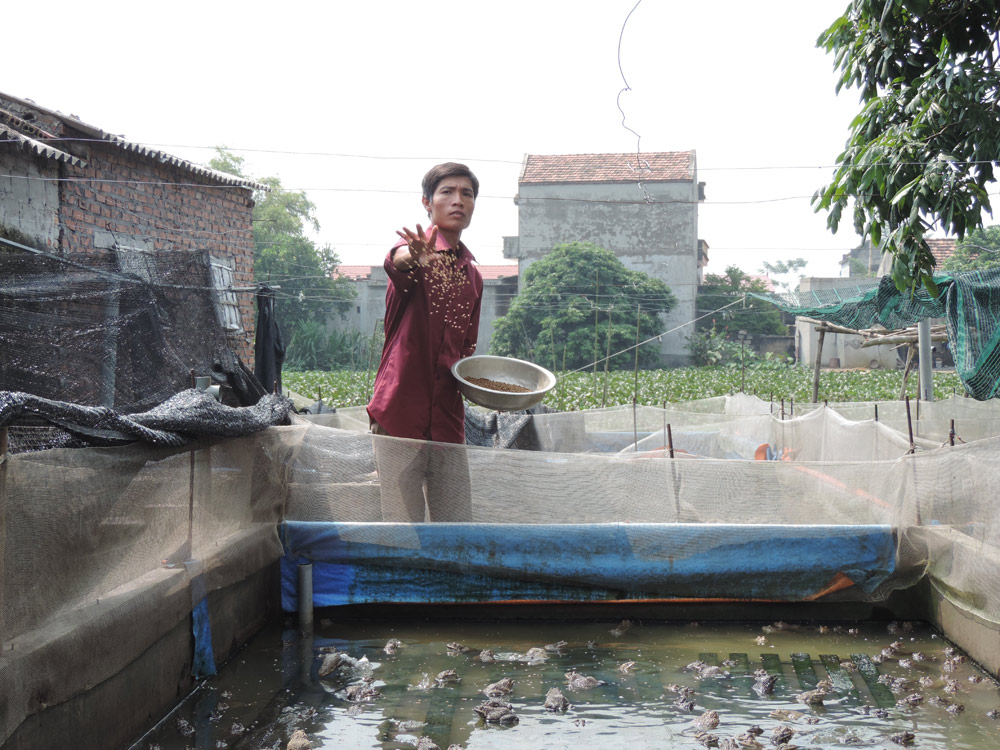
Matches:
[6,1,873,283]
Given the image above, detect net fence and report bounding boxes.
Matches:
[3,394,1000,743]
[750,269,1000,400]
[282,395,1000,619]
[0,244,266,440]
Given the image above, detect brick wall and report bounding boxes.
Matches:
[55,134,257,365]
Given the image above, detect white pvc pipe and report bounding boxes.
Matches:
[918,319,934,402]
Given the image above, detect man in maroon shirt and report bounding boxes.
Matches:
[367,163,483,521]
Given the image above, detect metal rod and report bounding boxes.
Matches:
[633,304,641,403]
[905,395,915,454]
[298,563,314,630]
[667,423,675,459]
[949,418,956,447]
[602,306,613,408]
[632,397,639,452]
[662,400,667,454]
[874,404,879,422]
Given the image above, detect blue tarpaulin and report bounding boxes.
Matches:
[279,521,896,609]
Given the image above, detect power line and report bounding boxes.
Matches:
[18,138,1000,173]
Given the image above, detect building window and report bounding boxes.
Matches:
[209,257,242,331]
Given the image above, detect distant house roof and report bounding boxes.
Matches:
[841,238,958,274]
[477,264,518,280]
[333,265,373,280]
[334,263,518,282]
[519,152,695,185]
[927,238,957,266]
[0,90,264,191]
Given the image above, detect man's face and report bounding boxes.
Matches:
[423,176,476,235]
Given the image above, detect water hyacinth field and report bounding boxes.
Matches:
[283,366,966,411]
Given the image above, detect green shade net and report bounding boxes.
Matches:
[749,269,1000,401]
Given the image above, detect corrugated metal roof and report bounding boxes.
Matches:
[519,152,695,184]
[0,91,265,191]
[0,123,86,167]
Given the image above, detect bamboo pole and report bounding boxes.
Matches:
[861,333,947,348]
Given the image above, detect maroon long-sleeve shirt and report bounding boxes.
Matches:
[366,236,483,443]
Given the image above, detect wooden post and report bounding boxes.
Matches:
[812,326,826,404]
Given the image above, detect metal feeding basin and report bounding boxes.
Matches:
[452,355,556,412]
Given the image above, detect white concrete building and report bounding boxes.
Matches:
[334,263,518,359]
[503,152,706,366]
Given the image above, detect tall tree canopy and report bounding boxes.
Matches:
[210,149,354,329]
[697,266,788,336]
[490,242,677,371]
[942,224,1000,271]
[813,1,1000,295]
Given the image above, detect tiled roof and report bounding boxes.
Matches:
[519,152,695,184]
[927,238,956,265]
[333,265,373,280]
[0,90,264,191]
[477,264,518,280]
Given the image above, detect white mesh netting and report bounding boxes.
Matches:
[3,394,1000,744]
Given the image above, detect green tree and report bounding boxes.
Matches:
[813,1,1000,295]
[942,225,1000,272]
[490,242,677,371]
[758,258,808,294]
[696,266,787,336]
[209,149,354,334]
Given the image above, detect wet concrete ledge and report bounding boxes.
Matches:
[1,534,280,750]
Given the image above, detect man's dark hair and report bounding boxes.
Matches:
[422,162,479,202]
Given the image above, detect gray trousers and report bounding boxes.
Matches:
[371,421,473,522]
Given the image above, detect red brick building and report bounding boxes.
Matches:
[0,91,262,406]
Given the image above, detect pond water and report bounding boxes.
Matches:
[133,616,1000,749]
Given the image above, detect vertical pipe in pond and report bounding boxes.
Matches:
[298,563,314,630]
